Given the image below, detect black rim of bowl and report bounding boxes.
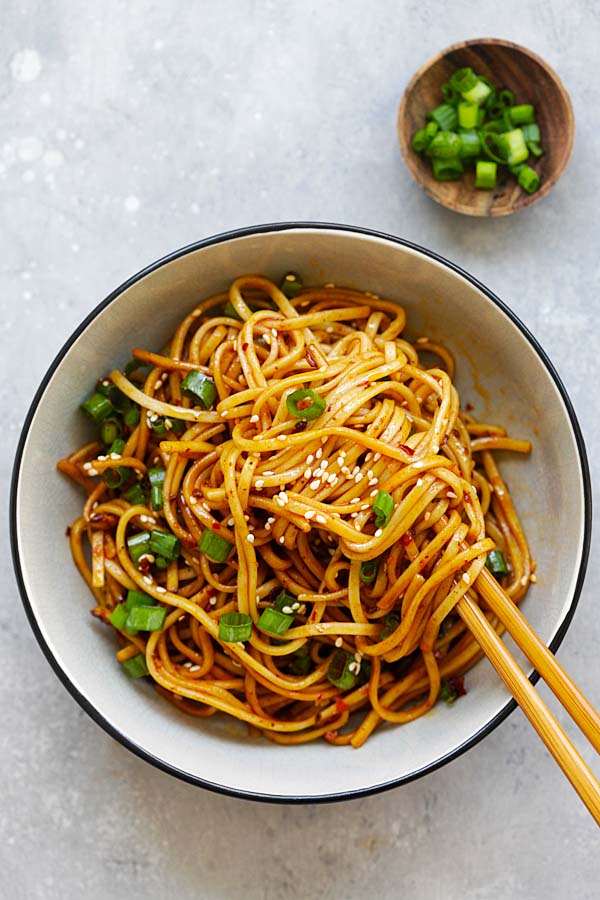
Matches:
[10,221,592,804]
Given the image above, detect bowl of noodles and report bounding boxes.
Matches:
[11,223,590,801]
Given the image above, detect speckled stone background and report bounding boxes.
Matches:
[3,2,600,898]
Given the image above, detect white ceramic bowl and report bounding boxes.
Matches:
[11,223,591,802]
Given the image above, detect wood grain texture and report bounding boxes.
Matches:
[398,38,575,217]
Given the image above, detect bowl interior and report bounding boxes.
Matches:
[13,226,587,799]
[398,39,574,217]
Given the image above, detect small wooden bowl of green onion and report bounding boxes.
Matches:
[397,38,574,216]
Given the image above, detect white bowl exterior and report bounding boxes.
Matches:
[15,228,586,799]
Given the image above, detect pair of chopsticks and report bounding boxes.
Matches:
[457,567,600,825]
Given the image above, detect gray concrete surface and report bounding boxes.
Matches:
[2,2,599,898]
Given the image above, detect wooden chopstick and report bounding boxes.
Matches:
[456,592,600,826]
[477,567,600,754]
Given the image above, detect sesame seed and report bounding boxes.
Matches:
[220,410,228,417]
[335,637,343,648]
[277,434,286,441]
[250,414,259,424]
[354,652,362,662]
[265,523,271,531]
[416,478,423,487]
[351,497,360,504]
[282,605,293,614]
[417,336,429,344]
[520,575,528,586]
[373,453,381,462]
[348,662,358,674]
[143,575,153,585]
[432,445,439,454]
[424,512,431,521]
[155,586,167,594]
[266,517,275,524]
[354,473,364,483]
[462,572,470,584]
[291,602,300,611]
[336,457,345,467]
[237,641,246,648]
[97,455,107,462]
[351,466,359,477]
[263,470,274,476]
[189,664,201,672]
[310,480,321,491]
[350,512,358,518]
[255,479,264,488]
[271,328,278,337]
[530,574,537,583]
[374,528,383,538]
[367,470,373,479]
[447,491,457,499]
[315,623,326,633]
[306,455,314,464]
[327,474,337,484]
[413,461,424,469]
[370,489,378,497]
[341,466,350,476]
[154,379,162,389]
[321,460,329,470]
[304,467,312,479]
[189,496,198,505]
[315,514,327,524]
[316,448,323,459]
[183,661,192,668]
[360,504,369,510]
[304,510,316,520]
[88,468,98,476]
[354,522,362,531]
[279,536,285,544]
[247,534,255,543]
[83,462,92,470]
[209,597,217,605]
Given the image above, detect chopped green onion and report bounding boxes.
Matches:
[449,67,478,95]
[517,166,540,194]
[125,589,156,610]
[148,466,166,512]
[498,128,529,166]
[124,482,146,506]
[127,605,167,632]
[198,528,232,562]
[481,117,506,134]
[373,490,394,528]
[477,107,486,126]
[427,103,458,131]
[81,392,113,423]
[458,130,481,158]
[480,132,506,164]
[127,531,152,567]
[498,88,515,107]
[102,439,129,490]
[123,405,141,428]
[150,485,163,511]
[380,612,400,641]
[457,101,479,130]
[154,556,170,569]
[527,142,543,158]
[441,81,461,106]
[426,130,462,159]
[508,163,525,176]
[149,529,180,561]
[509,103,534,125]
[359,560,378,585]
[124,359,151,378]
[475,160,497,190]
[412,127,430,153]
[461,78,492,105]
[100,417,122,446]
[218,612,253,643]
[440,679,458,703]
[286,388,326,421]
[424,121,439,142]
[289,646,312,675]
[521,123,540,142]
[121,653,149,678]
[257,607,294,636]
[486,549,509,577]
[273,590,296,612]
[280,273,303,298]
[327,650,357,690]
[180,370,217,409]
[431,157,463,181]
[109,603,129,630]
[147,415,169,435]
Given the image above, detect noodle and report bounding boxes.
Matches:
[58,274,532,746]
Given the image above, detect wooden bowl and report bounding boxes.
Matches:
[398,38,575,216]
